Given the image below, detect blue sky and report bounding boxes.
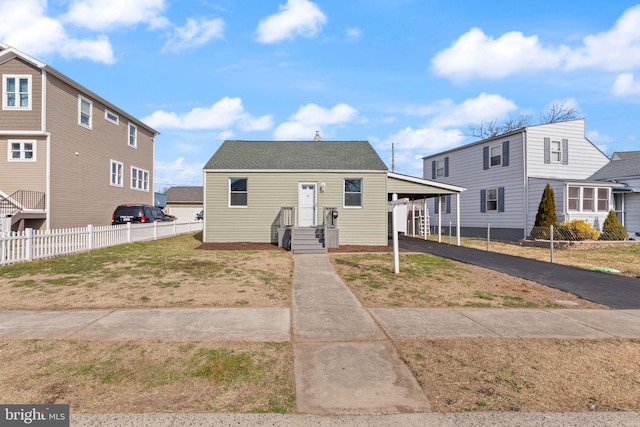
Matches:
[2,0,640,191]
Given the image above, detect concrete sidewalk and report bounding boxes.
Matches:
[1,307,639,341]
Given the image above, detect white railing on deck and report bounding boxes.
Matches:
[0,221,203,266]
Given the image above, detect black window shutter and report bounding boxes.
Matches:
[483,146,489,170]
[502,141,509,167]
[431,161,436,179]
[562,139,569,165]
[444,157,449,177]
[480,190,486,212]
[544,138,551,164]
[498,187,505,212]
[434,197,439,214]
[446,195,451,214]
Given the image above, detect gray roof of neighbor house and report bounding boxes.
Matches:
[166,186,203,203]
[612,151,640,160]
[589,157,640,181]
[203,140,388,171]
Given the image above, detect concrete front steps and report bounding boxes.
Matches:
[291,227,326,254]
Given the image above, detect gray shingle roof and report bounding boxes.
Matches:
[203,140,388,171]
[612,151,640,160]
[590,157,640,180]
[166,186,203,202]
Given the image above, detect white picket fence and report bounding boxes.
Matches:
[0,221,204,266]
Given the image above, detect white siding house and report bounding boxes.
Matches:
[422,119,617,240]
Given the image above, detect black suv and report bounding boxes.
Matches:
[112,204,175,224]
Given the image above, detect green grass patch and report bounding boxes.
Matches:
[190,348,261,385]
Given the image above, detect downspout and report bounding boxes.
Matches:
[43,70,51,229]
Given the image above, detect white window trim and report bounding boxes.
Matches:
[8,139,36,162]
[436,160,444,177]
[567,186,610,213]
[3,74,32,110]
[489,144,502,167]
[130,166,149,192]
[78,95,93,129]
[110,159,123,187]
[343,178,363,208]
[105,109,119,125]
[128,123,137,148]
[229,177,248,208]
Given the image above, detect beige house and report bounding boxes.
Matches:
[203,140,464,253]
[0,43,159,231]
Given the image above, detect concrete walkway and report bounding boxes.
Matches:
[1,252,640,425]
[291,254,429,415]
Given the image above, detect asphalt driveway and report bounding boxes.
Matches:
[397,235,640,310]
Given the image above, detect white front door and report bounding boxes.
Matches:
[298,183,317,227]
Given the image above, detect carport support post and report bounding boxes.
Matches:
[392,193,400,274]
[456,193,461,246]
[437,196,442,243]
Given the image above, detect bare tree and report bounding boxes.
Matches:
[465,99,579,139]
[540,99,579,123]
[465,114,532,139]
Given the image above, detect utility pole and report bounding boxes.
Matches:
[391,142,395,173]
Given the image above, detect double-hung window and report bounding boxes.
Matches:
[229,178,248,207]
[483,142,509,169]
[79,96,92,128]
[8,140,36,161]
[3,75,31,110]
[550,140,562,163]
[344,178,363,208]
[131,166,149,191]
[480,187,505,213]
[128,123,137,148]
[490,145,502,166]
[110,160,123,187]
[486,188,498,211]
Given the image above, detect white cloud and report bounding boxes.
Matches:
[154,157,204,189]
[64,0,169,31]
[432,5,640,81]
[162,18,225,53]
[256,0,327,44]
[431,27,565,81]
[346,27,362,42]
[273,103,357,140]
[587,129,613,145]
[612,73,640,96]
[429,93,517,128]
[565,5,640,71]
[0,0,115,63]
[141,97,273,131]
[386,127,465,153]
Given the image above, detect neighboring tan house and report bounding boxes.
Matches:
[0,43,159,232]
[165,186,203,223]
[202,140,464,253]
[590,152,640,238]
[422,119,622,240]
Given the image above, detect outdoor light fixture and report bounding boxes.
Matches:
[320,182,326,192]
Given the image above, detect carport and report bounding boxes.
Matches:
[386,172,466,245]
